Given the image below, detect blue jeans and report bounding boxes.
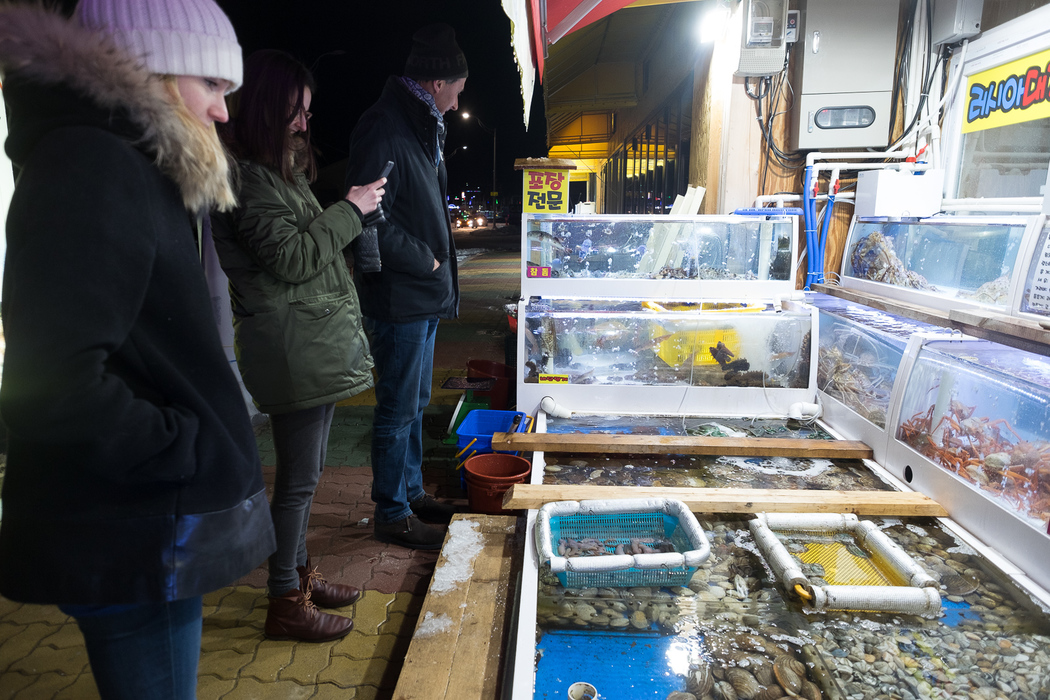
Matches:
[60,597,203,700]
[268,403,336,596]
[367,317,438,523]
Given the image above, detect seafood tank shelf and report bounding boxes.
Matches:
[523,299,812,389]
[521,213,799,300]
[811,293,941,429]
[841,216,1030,312]
[895,339,1050,531]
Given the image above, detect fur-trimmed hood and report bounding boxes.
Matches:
[0,3,235,212]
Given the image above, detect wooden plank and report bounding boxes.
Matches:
[948,308,1050,359]
[393,515,519,700]
[490,432,873,459]
[502,484,948,517]
[810,283,951,327]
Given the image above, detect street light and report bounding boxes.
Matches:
[461,112,496,214]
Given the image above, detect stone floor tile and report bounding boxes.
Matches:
[330,628,400,661]
[204,586,267,628]
[0,670,37,698]
[8,642,89,677]
[39,622,86,650]
[220,676,315,700]
[240,642,294,682]
[350,684,381,700]
[52,672,100,699]
[311,681,362,699]
[197,647,254,680]
[0,622,56,669]
[278,640,338,684]
[377,610,417,638]
[349,591,394,636]
[0,596,23,621]
[386,591,424,616]
[317,655,389,688]
[11,671,81,699]
[200,620,264,655]
[4,603,70,626]
[197,673,238,698]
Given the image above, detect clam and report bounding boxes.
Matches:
[725,668,762,699]
[753,687,786,700]
[629,610,648,629]
[751,659,775,686]
[772,654,804,696]
[712,680,738,700]
[667,693,698,700]
[687,663,714,695]
[798,680,822,700]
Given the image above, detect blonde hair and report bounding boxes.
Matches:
[156,75,237,212]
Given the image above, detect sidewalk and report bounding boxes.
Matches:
[0,243,522,699]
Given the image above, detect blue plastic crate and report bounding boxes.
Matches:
[548,511,697,588]
[456,409,527,453]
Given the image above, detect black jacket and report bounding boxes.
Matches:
[344,76,459,322]
[0,6,275,604]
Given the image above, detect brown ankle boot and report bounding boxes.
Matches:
[264,588,353,642]
[297,558,362,608]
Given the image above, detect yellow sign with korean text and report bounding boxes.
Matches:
[523,169,569,213]
[963,47,1050,134]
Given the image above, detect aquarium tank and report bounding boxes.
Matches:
[522,298,811,389]
[842,218,1027,308]
[895,338,1050,530]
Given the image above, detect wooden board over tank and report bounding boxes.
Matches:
[491,432,873,459]
[502,484,948,517]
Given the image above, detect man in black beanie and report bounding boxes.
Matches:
[344,24,467,549]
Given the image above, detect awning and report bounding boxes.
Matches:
[503,0,693,128]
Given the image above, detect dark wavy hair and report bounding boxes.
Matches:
[224,49,317,183]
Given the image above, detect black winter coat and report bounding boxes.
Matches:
[345,76,459,322]
[0,6,275,604]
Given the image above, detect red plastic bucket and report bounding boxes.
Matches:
[463,453,531,514]
[467,359,512,410]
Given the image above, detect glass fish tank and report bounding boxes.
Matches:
[809,293,940,428]
[894,338,1050,531]
[528,512,1050,700]
[841,217,1028,310]
[522,298,811,389]
[522,213,799,300]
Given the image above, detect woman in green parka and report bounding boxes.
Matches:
[212,50,385,642]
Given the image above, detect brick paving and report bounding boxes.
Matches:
[0,238,522,699]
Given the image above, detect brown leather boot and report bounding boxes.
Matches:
[264,588,353,642]
[297,557,362,608]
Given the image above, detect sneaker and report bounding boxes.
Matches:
[264,588,353,642]
[374,514,445,550]
[410,493,457,524]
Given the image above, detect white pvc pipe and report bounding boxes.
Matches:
[810,585,941,615]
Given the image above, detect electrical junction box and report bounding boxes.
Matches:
[736,0,790,77]
[789,0,900,150]
[855,169,946,219]
[931,0,983,45]
[786,10,799,43]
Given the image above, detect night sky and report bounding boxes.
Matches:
[217,0,549,205]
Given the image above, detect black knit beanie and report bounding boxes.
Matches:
[404,23,468,81]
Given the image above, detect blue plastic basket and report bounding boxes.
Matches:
[547,511,697,588]
[456,409,527,453]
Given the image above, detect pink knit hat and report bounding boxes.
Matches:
[75,0,242,91]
